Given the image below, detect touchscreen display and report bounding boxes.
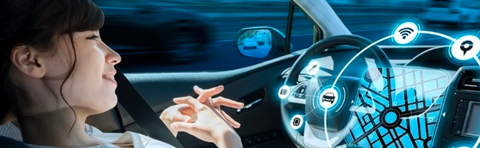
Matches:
[463,102,480,138]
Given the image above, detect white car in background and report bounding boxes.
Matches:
[422,0,480,28]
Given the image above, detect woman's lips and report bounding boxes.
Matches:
[103,75,117,85]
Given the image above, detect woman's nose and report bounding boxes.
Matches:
[105,45,121,65]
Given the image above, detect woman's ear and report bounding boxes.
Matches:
[10,45,46,78]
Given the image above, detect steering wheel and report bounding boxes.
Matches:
[281,35,392,148]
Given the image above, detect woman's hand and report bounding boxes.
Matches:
[160,85,244,137]
[160,103,195,137]
[170,91,242,148]
[192,85,244,128]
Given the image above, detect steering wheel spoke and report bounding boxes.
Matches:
[303,117,358,148]
[287,96,306,104]
[284,77,312,104]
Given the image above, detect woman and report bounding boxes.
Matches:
[0,0,243,147]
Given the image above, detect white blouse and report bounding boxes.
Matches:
[27,129,176,148]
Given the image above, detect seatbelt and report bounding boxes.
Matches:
[114,66,183,148]
[0,136,28,148]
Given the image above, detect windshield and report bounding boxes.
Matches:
[97,0,480,73]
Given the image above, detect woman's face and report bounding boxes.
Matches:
[41,30,121,115]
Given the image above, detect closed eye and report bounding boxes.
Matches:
[86,35,99,40]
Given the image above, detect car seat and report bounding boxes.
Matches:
[0,122,22,141]
[0,121,26,148]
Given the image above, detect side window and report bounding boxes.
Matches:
[290,6,315,52]
[111,1,314,73]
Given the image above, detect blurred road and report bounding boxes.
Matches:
[120,23,478,73]
[118,3,480,73]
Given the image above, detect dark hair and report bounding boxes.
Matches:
[0,0,104,132]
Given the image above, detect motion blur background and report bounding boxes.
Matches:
[95,0,480,73]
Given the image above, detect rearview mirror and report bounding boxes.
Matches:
[234,27,291,59]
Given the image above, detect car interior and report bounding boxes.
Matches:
[1,0,480,148]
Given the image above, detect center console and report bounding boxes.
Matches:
[432,66,480,148]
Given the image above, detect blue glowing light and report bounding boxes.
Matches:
[390,18,422,45]
[385,111,397,124]
[314,85,343,112]
[290,114,304,130]
[346,67,450,148]
[446,31,480,65]
[448,141,475,148]
[278,85,290,99]
[449,35,480,61]
[393,22,419,44]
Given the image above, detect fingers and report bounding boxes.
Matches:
[193,85,224,103]
[170,122,195,132]
[160,110,191,123]
[177,105,196,116]
[160,104,194,123]
[193,85,203,95]
[212,97,244,109]
[221,110,241,128]
[171,115,191,123]
[173,96,205,111]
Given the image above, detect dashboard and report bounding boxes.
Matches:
[286,46,480,148]
[433,66,480,148]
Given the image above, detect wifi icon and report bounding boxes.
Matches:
[399,27,414,39]
[393,22,419,44]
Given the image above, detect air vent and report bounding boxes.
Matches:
[458,69,480,91]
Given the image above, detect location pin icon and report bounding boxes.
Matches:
[460,40,474,55]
